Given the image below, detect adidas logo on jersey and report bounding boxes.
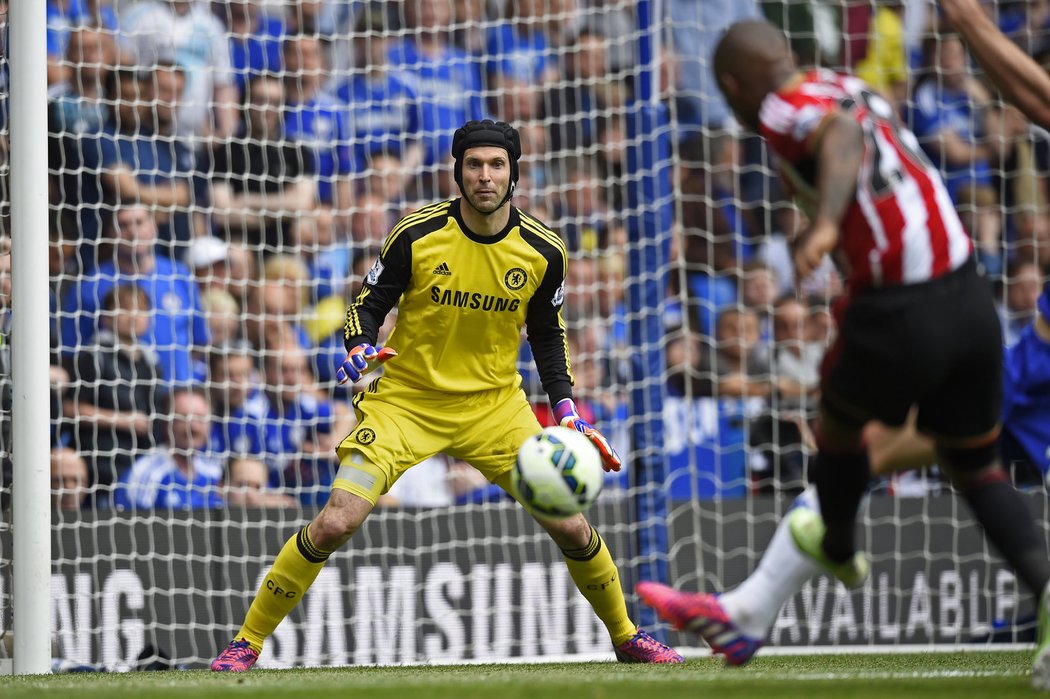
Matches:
[433,262,452,276]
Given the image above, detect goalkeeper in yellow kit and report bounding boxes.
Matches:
[212,120,683,670]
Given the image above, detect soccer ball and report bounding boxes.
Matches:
[513,426,604,518]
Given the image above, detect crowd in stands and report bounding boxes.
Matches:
[0,0,1047,512]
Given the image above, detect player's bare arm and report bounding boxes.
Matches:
[941,0,1050,131]
[794,113,864,280]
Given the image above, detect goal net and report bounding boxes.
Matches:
[0,0,1046,670]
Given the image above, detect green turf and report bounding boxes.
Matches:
[0,651,1037,699]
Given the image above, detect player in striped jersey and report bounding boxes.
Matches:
[640,20,1050,685]
[212,120,683,671]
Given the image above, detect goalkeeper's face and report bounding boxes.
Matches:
[461,146,512,215]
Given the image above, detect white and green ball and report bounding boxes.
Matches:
[513,426,604,518]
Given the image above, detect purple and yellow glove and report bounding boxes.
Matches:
[336,344,398,385]
[553,398,622,472]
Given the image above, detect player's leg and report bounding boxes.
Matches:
[791,273,979,584]
[527,508,633,644]
[459,386,680,663]
[933,434,1050,690]
[800,289,921,582]
[522,500,683,664]
[248,491,373,639]
[638,484,821,665]
[760,415,932,628]
[936,435,1050,596]
[774,415,932,612]
[212,487,375,671]
[639,417,932,665]
[214,392,426,672]
[790,400,871,583]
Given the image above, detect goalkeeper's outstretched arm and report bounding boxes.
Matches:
[338,227,410,384]
[525,252,621,472]
[343,228,411,351]
[524,244,573,409]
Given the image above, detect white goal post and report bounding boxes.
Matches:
[8,0,53,676]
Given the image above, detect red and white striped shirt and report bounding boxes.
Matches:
[759,69,972,289]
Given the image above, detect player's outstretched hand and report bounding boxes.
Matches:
[792,219,839,282]
[554,398,622,472]
[336,344,398,385]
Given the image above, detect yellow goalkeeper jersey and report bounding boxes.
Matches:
[344,198,574,403]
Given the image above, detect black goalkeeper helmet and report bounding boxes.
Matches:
[451,119,521,208]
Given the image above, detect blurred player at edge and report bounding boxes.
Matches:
[212,119,683,671]
[636,18,1050,689]
[637,285,1050,668]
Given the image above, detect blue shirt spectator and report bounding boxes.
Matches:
[211,389,268,462]
[113,387,224,510]
[46,2,73,61]
[336,70,423,172]
[308,248,352,303]
[485,21,558,86]
[1001,284,1050,482]
[221,2,284,98]
[332,4,424,177]
[208,341,268,461]
[910,78,994,201]
[97,126,196,248]
[114,448,224,510]
[307,329,349,387]
[60,203,209,385]
[260,345,351,504]
[263,392,335,483]
[387,36,486,168]
[282,35,355,208]
[97,65,199,251]
[48,26,113,255]
[908,34,997,203]
[284,90,354,206]
[47,0,118,66]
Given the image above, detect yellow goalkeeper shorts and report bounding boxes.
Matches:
[332,379,542,505]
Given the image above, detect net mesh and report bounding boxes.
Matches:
[0,0,1045,668]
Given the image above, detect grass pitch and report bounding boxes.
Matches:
[0,651,1036,699]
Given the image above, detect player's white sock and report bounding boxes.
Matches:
[718,485,822,640]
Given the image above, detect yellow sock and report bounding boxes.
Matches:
[237,526,332,651]
[562,526,636,646]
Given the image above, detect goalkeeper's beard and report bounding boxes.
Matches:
[465,183,515,215]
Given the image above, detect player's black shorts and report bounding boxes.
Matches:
[821,257,1002,440]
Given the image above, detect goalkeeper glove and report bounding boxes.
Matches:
[336,344,397,385]
[553,398,622,472]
